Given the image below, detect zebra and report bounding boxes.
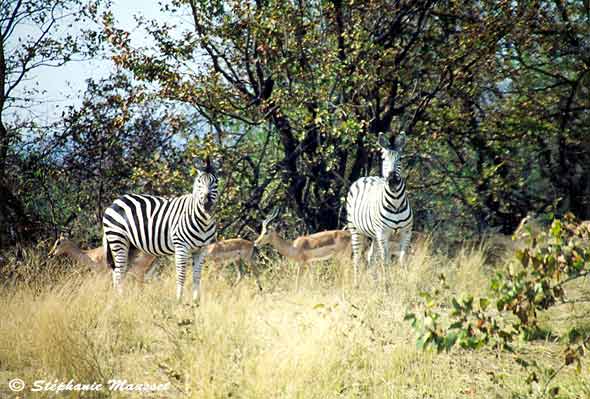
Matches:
[102,166,218,302]
[346,132,413,281]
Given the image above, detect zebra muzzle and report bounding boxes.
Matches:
[388,173,402,186]
[204,198,215,212]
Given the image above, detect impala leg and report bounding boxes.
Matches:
[234,260,244,287]
[174,246,190,302]
[192,249,206,303]
[249,247,263,291]
[144,260,160,281]
[248,260,263,291]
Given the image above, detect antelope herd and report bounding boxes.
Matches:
[45,139,589,300]
[49,210,355,290]
[49,211,590,292]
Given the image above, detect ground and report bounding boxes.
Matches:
[0,239,589,398]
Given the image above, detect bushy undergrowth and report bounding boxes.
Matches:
[0,238,589,398]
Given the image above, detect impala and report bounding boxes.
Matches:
[50,234,262,288]
[254,209,352,289]
[514,213,590,239]
[49,235,158,282]
[204,238,261,290]
[254,209,352,263]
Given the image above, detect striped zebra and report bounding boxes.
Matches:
[346,132,413,280]
[102,167,218,302]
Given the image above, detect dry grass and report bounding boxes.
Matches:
[0,239,589,398]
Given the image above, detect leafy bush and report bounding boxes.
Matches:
[406,213,590,396]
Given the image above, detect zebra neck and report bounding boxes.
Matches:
[187,196,213,226]
[383,179,406,207]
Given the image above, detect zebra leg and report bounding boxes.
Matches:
[366,240,374,266]
[350,228,363,286]
[111,243,129,294]
[192,249,206,303]
[374,236,389,279]
[399,228,412,265]
[174,245,191,302]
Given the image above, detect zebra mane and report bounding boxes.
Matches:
[378,132,406,152]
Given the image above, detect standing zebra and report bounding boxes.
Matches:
[346,132,413,281]
[103,166,218,302]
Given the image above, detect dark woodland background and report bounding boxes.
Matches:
[1,0,589,249]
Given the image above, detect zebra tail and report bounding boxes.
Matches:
[104,234,115,270]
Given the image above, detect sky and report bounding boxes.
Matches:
[10,0,167,125]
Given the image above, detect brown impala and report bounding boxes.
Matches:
[254,208,352,263]
[49,234,157,282]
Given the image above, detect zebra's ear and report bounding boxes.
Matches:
[204,156,215,174]
[394,132,407,151]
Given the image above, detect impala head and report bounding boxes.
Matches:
[254,208,280,247]
[48,234,73,257]
[513,212,542,239]
[379,131,406,186]
[193,159,218,213]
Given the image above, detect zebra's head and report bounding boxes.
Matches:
[379,132,406,185]
[192,167,218,214]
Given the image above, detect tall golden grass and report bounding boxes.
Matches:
[0,238,589,398]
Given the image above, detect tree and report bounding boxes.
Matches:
[26,72,192,242]
[105,0,518,232]
[0,0,103,246]
[412,1,590,234]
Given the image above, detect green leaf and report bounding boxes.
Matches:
[449,321,463,330]
[416,333,431,350]
[479,297,490,311]
[404,312,416,321]
[442,332,458,352]
[451,297,461,311]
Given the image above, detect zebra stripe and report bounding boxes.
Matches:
[103,169,218,301]
[346,133,413,282]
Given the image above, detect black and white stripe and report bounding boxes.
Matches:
[103,168,218,301]
[346,133,413,279]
